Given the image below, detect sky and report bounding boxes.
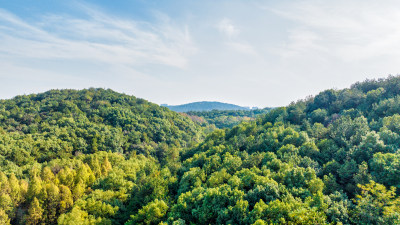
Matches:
[1,0,400,107]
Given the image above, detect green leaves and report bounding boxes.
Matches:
[2,77,400,224]
[128,199,168,225]
[352,181,400,224]
[26,197,43,225]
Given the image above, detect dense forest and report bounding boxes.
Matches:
[185,108,271,129]
[1,76,400,224]
[0,88,203,224]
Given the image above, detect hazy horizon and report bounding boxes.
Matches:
[1,0,400,107]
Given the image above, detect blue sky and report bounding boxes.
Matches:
[1,0,400,107]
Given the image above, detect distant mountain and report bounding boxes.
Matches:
[162,101,251,112]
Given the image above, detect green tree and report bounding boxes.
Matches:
[26,197,43,225]
[370,152,400,187]
[102,156,112,175]
[0,193,13,218]
[59,185,74,214]
[8,173,22,204]
[43,183,60,224]
[72,181,86,201]
[128,199,168,225]
[27,176,42,201]
[351,181,400,224]
[0,209,10,225]
[58,206,98,225]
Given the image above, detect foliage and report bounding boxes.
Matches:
[1,76,400,224]
[185,108,271,129]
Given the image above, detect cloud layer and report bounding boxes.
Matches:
[0,6,196,68]
[1,0,400,107]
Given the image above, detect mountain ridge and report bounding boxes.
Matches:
[162,101,254,112]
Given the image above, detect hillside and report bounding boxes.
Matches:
[185,108,272,129]
[177,75,400,224]
[0,88,203,167]
[0,88,205,224]
[1,77,400,224]
[162,101,251,112]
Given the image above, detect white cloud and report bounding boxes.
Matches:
[226,42,257,55]
[272,0,400,62]
[215,18,257,55]
[0,4,200,104]
[0,6,197,69]
[217,18,239,38]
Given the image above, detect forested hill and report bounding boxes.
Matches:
[176,75,400,224]
[162,101,251,112]
[0,88,203,165]
[0,88,204,224]
[2,77,400,224]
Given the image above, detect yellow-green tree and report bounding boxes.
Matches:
[352,181,400,224]
[26,197,43,225]
[0,209,10,225]
[128,199,168,225]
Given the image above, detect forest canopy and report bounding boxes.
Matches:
[184,108,272,129]
[1,76,400,224]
